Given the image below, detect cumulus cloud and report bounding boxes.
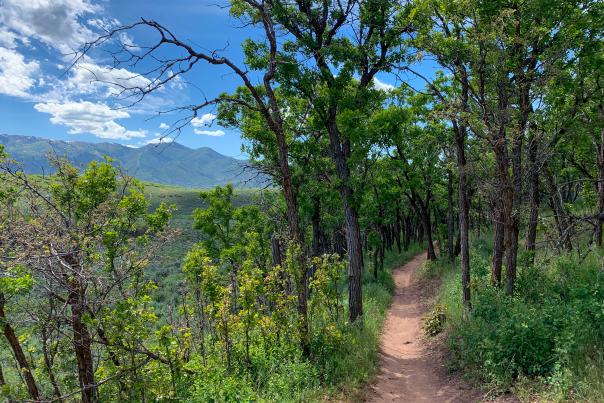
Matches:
[34,101,147,140]
[191,113,223,136]
[194,129,225,137]
[0,47,40,97]
[146,137,174,145]
[0,29,18,49]
[67,62,152,96]
[373,77,395,92]
[0,0,101,52]
[159,122,169,130]
[191,113,216,127]
[0,0,187,143]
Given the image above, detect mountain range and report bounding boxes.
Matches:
[0,134,266,188]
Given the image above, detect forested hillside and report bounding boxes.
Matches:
[1,0,603,402]
[0,134,265,188]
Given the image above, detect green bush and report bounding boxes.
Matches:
[435,246,604,399]
[182,245,422,402]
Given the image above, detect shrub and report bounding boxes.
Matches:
[435,246,604,399]
[423,304,446,336]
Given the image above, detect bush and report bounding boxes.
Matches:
[423,304,446,336]
[435,246,604,399]
[183,245,422,402]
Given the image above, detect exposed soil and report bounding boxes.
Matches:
[365,252,515,403]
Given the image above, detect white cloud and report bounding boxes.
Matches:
[86,17,120,32]
[34,101,147,140]
[191,113,216,127]
[159,122,169,130]
[0,29,18,49]
[0,47,40,97]
[0,0,101,52]
[373,77,395,92]
[67,62,152,96]
[194,129,225,137]
[146,137,174,145]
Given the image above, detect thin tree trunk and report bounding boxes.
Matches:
[491,205,505,287]
[395,211,402,254]
[455,122,471,311]
[545,163,572,251]
[593,116,604,246]
[525,130,540,259]
[0,361,5,387]
[69,287,97,403]
[311,197,322,257]
[403,215,410,251]
[447,169,455,261]
[423,206,437,260]
[42,326,63,401]
[273,125,310,355]
[271,236,282,267]
[505,133,523,295]
[0,293,40,401]
[373,245,379,280]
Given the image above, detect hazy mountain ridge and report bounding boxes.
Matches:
[0,134,265,188]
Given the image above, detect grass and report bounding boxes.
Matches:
[249,243,426,402]
[420,236,604,402]
[316,243,426,401]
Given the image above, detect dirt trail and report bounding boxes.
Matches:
[365,253,483,403]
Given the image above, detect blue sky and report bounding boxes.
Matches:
[0,0,421,157]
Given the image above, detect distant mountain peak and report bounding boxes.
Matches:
[0,134,266,188]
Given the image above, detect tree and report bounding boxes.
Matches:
[80,0,316,353]
[0,154,172,402]
[268,0,411,321]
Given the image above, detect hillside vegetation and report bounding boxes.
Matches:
[0,134,266,188]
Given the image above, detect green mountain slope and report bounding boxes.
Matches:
[0,134,267,188]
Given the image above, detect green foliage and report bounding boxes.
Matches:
[423,304,446,337]
[432,240,604,400]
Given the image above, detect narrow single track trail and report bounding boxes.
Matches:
[366,253,484,403]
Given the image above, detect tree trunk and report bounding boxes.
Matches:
[311,197,322,257]
[422,206,437,260]
[326,116,363,322]
[273,125,310,355]
[271,236,282,267]
[42,326,63,401]
[403,215,411,251]
[0,293,40,401]
[505,134,523,295]
[447,169,455,261]
[525,130,540,259]
[545,163,572,251]
[491,205,505,287]
[395,210,402,253]
[343,197,364,322]
[454,121,471,311]
[69,286,97,403]
[593,117,604,246]
[0,361,5,387]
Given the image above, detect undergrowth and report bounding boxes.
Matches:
[423,239,604,402]
[189,243,424,402]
